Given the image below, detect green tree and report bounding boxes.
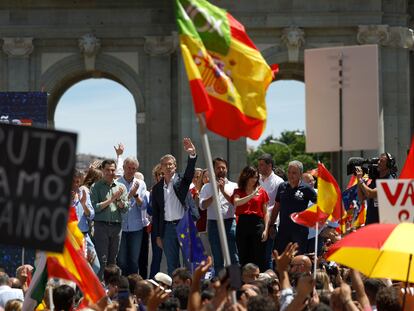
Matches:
[247,130,331,173]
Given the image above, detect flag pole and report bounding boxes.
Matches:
[197,114,232,268]
[197,114,237,304]
[313,222,319,279]
[49,282,54,311]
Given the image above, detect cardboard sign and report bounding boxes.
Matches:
[377,179,414,224]
[305,45,379,152]
[0,123,77,252]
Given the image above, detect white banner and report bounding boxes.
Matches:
[305,44,379,152]
[377,179,414,224]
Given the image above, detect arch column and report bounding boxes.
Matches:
[142,34,178,172]
[2,37,34,91]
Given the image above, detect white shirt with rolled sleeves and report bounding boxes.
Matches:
[260,172,284,224]
[163,173,185,221]
[199,179,237,220]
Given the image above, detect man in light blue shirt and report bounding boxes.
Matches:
[0,272,23,308]
[117,157,148,276]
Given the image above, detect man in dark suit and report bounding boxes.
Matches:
[152,138,197,275]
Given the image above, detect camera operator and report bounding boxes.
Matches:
[355,153,395,224]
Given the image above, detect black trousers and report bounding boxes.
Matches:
[236,214,266,271]
[138,226,149,279]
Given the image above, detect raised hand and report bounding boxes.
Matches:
[147,285,170,311]
[183,138,196,156]
[273,242,298,274]
[193,256,212,281]
[114,143,125,156]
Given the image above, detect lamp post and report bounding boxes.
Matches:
[270,139,292,160]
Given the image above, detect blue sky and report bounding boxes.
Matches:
[55,79,305,158]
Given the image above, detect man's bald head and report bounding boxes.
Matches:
[302,173,315,188]
[290,255,312,274]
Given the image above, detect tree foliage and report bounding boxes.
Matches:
[247,130,331,173]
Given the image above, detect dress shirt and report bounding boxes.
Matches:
[259,172,284,210]
[260,172,284,225]
[73,186,94,233]
[164,173,185,221]
[141,190,151,227]
[199,179,237,220]
[0,285,24,307]
[118,176,147,232]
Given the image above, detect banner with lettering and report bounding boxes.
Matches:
[0,92,47,127]
[377,179,414,223]
[0,122,77,252]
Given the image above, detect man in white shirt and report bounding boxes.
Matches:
[0,272,24,308]
[258,154,284,269]
[199,157,238,275]
[152,138,198,275]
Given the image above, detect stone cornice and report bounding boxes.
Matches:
[357,25,414,49]
[144,33,177,56]
[2,37,34,58]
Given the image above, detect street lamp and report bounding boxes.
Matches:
[270,139,292,160]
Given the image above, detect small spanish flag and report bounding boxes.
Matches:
[175,0,274,140]
[291,163,343,228]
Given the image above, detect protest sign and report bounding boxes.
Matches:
[0,122,77,252]
[377,179,414,223]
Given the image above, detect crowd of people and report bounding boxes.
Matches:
[0,139,410,311]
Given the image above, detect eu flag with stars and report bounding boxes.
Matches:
[342,184,358,212]
[176,209,206,269]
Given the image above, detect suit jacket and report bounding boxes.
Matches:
[152,155,199,238]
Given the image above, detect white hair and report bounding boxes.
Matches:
[288,160,303,175]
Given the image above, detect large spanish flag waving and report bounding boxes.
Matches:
[175,0,274,140]
[291,163,344,228]
[46,207,106,304]
[24,207,106,310]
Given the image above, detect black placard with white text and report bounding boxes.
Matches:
[0,123,77,252]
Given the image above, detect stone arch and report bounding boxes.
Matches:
[41,53,144,126]
[262,46,305,82]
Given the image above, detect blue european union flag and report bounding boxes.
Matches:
[176,209,206,269]
[342,184,358,211]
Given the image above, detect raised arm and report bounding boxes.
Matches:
[355,167,377,199]
[233,186,260,207]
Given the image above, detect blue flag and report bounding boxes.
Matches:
[342,184,364,224]
[176,209,206,269]
[342,184,358,211]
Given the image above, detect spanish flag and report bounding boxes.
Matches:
[175,0,274,140]
[46,207,106,304]
[291,163,343,228]
[24,207,106,310]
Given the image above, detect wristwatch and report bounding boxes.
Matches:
[133,193,139,198]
